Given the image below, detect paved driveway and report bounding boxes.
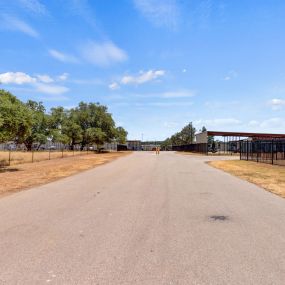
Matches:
[0,152,285,284]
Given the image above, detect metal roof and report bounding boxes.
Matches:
[205,131,285,139]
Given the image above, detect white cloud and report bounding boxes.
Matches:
[109,82,120,90]
[182,69,187,73]
[133,0,179,29]
[268,98,285,110]
[223,70,238,81]
[194,118,242,128]
[204,100,239,110]
[57,73,69,81]
[245,118,285,133]
[19,0,47,15]
[121,70,165,85]
[260,118,284,129]
[36,74,54,83]
[34,83,69,95]
[81,41,128,66]
[0,72,36,84]
[49,49,79,63]
[248,120,259,127]
[1,15,39,38]
[0,71,69,95]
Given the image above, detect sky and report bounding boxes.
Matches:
[1,0,285,141]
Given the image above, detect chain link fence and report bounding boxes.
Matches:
[0,142,119,167]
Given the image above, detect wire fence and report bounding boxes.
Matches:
[240,140,285,166]
[0,149,94,167]
[0,141,121,167]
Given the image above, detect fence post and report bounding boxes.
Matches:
[271,140,274,164]
[62,148,64,158]
[8,150,11,166]
[32,151,34,163]
[257,141,259,162]
[246,141,249,161]
[49,149,51,160]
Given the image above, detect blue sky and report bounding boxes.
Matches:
[1,0,285,140]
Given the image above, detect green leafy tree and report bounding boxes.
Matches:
[0,89,32,144]
[61,118,83,150]
[162,122,197,147]
[22,100,49,150]
[48,107,67,142]
[201,126,214,144]
[0,90,127,153]
[115,127,128,144]
[180,122,196,144]
[160,137,172,150]
[86,127,106,151]
[73,102,116,150]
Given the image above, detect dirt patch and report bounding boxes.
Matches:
[209,160,285,198]
[0,152,130,197]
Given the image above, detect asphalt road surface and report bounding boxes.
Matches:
[0,152,285,284]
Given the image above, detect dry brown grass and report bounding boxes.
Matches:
[0,150,92,166]
[0,152,130,197]
[209,160,285,198]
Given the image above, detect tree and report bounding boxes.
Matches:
[115,127,128,144]
[0,89,32,144]
[48,107,66,142]
[47,106,73,148]
[72,102,116,150]
[61,118,83,150]
[86,127,107,151]
[201,126,214,144]
[22,100,49,150]
[179,122,196,144]
[0,90,126,152]
[160,137,172,150]
[162,122,197,147]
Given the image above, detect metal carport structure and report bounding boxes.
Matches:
[174,131,285,165]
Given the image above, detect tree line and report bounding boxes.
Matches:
[161,123,213,148]
[0,89,128,151]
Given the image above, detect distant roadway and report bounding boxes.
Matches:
[0,152,285,284]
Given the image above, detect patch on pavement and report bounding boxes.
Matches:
[209,215,229,221]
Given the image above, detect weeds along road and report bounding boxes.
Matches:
[0,152,285,284]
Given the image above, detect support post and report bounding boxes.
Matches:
[271,139,274,165]
[246,140,248,161]
[8,150,11,166]
[239,140,242,160]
